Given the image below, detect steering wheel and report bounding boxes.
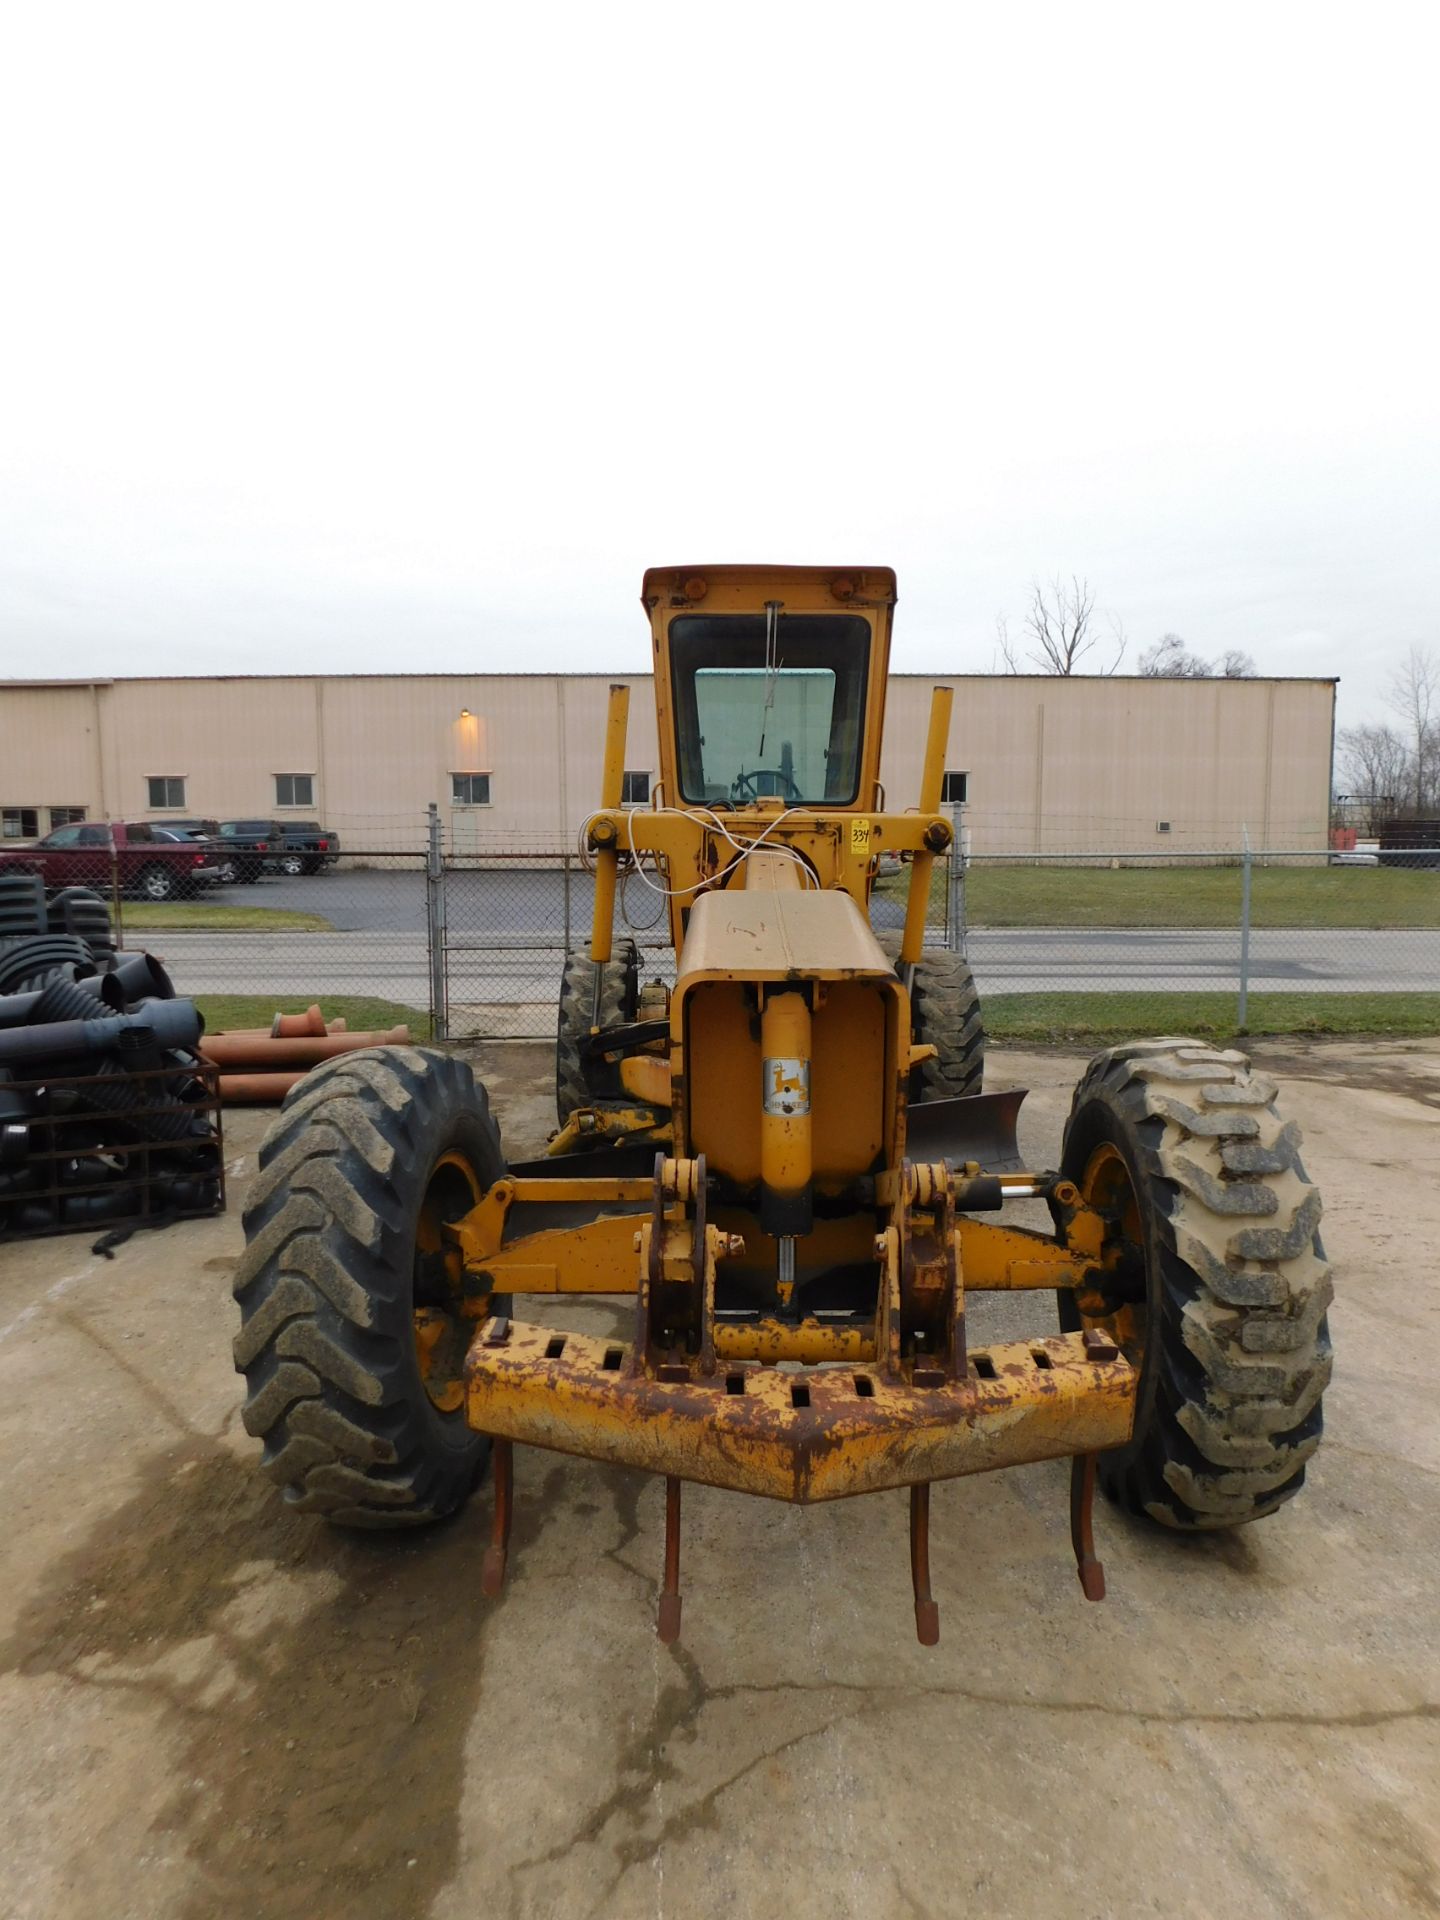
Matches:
[730,768,802,804]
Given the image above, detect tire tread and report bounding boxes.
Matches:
[878,932,985,1100]
[233,1044,502,1527]
[1061,1038,1331,1530]
[555,939,639,1122]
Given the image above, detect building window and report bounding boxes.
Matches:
[451,772,492,806]
[275,773,315,808]
[621,771,651,805]
[2,806,39,840]
[1156,820,1172,834]
[49,806,87,829]
[941,771,968,805]
[147,776,186,810]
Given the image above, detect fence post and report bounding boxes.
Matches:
[426,802,448,1042]
[562,850,572,951]
[108,835,125,950]
[947,801,968,956]
[1237,827,1252,1031]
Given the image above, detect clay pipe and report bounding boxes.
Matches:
[199,1027,410,1069]
[213,1015,348,1040]
[218,1071,308,1104]
[270,1005,327,1038]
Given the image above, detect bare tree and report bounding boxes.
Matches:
[992,613,1016,674]
[1139,633,1209,678]
[1335,722,1409,830]
[998,576,1125,675]
[1387,645,1439,814]
[1139,634,1256,678]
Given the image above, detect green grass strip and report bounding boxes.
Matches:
[983,991,1440,1044]
[125,902,334,932]
[878,863,1440,929]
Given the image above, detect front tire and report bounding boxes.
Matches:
[233,1045,507,1527]
[1060,1039,1332,1530]
[878,932,984,1099]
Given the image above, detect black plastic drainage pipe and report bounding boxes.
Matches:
[0,1000,203,1067]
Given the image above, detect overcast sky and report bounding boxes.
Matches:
[1,2,1435,728]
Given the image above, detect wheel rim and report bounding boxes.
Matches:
[1075,1140,1149,1364]
[144,872,169,900]
[413,1149,484,1412]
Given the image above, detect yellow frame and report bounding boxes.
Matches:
[445,564,1138,1509]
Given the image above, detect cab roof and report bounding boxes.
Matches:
[641,565,897,613]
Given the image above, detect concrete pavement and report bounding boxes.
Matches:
[1,1038,1436,1918]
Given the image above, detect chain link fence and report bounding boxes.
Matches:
[943,839,1439,1036]
[0,829,433,1032]
[138,849,433,1020]
[47,811,1429,1044]
[433,820,675,1039]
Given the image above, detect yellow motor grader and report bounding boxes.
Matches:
[233,565,1332,1643]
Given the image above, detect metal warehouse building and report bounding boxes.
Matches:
[0,671,1336,854]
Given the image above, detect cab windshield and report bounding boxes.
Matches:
[669,613,871,807]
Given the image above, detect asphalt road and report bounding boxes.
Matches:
[146,927,1437,1003]
[136,863,1438,1014]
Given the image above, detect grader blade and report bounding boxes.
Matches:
[906,1089,1026,1172]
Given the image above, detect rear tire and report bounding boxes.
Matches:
[1059,1038,1332,1530]
[878,932,984,1099]
[233,1045,507,1528]
[138,864,176,902]
[556,938,639,1123]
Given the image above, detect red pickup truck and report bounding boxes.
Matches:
[0,821,220,901]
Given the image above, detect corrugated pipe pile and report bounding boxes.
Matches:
[0,876,223,1242]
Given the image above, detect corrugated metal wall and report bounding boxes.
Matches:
[0,671,1334,851]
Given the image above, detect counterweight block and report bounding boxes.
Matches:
[464,1323,1135,1504]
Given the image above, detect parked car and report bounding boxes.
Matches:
[276,821,341,875]
[148,826,227,883]
[0,820,219,900]
[144,816,220,838]
[214,819,285,884]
